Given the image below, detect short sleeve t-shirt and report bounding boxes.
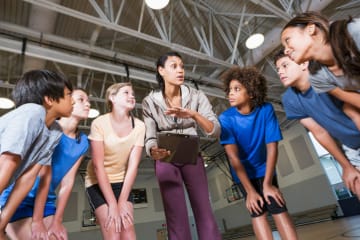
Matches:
[0,103,63,185]
[46,132,89,204]
[85,114,145,187]
[282,87,360,150]
[0,132,89,209]
[219,103,282,180]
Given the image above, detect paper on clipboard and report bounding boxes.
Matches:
[157,132,199,164]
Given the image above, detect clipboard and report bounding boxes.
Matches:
[157,132,199,164]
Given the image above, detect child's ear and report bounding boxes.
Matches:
[301,61,309,71]
[109,94,115,103]
[306,23,316,35]
[43,96,54,107]
[158,66,165,77]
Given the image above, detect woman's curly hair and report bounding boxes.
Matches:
[220,66,267,108]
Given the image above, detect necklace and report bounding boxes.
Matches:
[165,95,181,108]
[164,95,182,127]
[164,87,182,108]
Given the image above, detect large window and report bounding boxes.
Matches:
[308,132,353,200]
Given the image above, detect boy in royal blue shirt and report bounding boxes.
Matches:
[219,66,298,240]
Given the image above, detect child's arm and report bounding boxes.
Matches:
[117,145,143,230]
[301,117,360,196]
[0,153,20,195]
[0,163,42,234]
[343,103,360,131]
[224,144,264,215]
[47,156,84,240]
[262,142,285,206]
[329,87,360,110]
[31,166,52,240]
[329,86,360,131]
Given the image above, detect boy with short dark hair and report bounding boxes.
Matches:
[274,50,360,198]
[219,66,298,240]
[0,69,73,238]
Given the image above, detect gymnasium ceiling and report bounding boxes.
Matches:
[0,0,359,176]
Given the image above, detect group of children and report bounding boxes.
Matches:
[0,70,74,240]
[0,10,359,240]
[0,73,145,240]
[279,11,360,196]
[218,11,360,239]
[143,11,360,240]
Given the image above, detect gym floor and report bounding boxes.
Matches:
[234,215,360,240]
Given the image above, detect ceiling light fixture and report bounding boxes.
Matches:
[88,108,100,118]
[245,33,264,49]
[145,0,169,10]
[0,97,15,109]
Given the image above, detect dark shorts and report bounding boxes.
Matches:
[86,182,133,211]
[237,176,287,218]
[9,203,55,223]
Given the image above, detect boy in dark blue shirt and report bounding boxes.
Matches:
[274,50,360,199]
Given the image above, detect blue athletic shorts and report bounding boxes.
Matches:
[9,203,55,222]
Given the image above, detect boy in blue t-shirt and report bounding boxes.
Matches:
[0,70,74,238]
[219,66,298,240]
[274,49,360,199]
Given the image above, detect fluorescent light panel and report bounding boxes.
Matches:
[145,0,169,10]
[0,97,15,109]
[245,33,264,49]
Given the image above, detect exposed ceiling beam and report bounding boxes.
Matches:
[0,22,223,88]
[89,0,110,22]
[180,1,212,56]
[0,37,152,81]
[337,0,360,9]
[212,16,234,54]
[114,0,125,24]
[104,0,114,22]
[231,4,246,64]
[23,0,233,68]
[22,0,61,72]
[0,36,226,99]
[250,0,291,21]
[146,8,168,41]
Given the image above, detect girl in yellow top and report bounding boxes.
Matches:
[85,82,145,240]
